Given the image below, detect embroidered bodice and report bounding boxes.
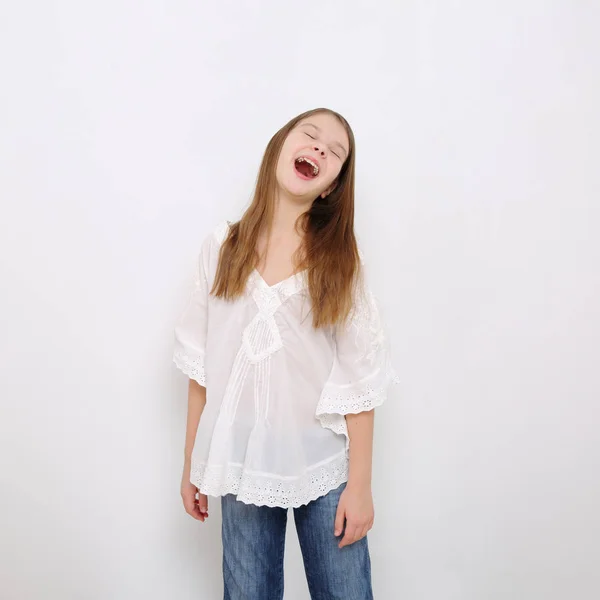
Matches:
[173,221,398,508]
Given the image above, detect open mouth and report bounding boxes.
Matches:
[294,156,319,180]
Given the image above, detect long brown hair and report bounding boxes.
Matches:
[211,108,361,329]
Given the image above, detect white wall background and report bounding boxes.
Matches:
[1,1,598,599]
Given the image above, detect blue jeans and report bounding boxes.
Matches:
[221,482,373,600]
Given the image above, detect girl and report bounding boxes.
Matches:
[173,108,398,599]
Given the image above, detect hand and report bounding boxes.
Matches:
[334,483,374,548]
[181,461,209,522]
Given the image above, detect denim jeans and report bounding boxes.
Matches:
[221,481,373,600]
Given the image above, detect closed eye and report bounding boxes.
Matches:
[304,131,342,159]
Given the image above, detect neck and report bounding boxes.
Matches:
[270,189,312,238]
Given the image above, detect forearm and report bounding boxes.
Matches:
[184,379,207,462]
[345,409,375,489]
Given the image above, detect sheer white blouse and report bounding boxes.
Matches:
[173,221,399,508]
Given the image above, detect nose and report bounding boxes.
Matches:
[313,145,326,157]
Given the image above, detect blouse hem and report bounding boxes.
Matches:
[190,451,349,508]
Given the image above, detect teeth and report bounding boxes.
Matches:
[297,156,319,176]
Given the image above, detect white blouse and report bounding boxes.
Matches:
[173,221,399,508]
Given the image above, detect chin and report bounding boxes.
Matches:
[276,167,328,201]
[276,176,317,200]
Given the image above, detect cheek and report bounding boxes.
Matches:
[276,137,300,170]
[275,153,286,175]
[282,133,304,155]
[322,162,342,186]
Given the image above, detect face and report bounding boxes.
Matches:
[275,112,350,202]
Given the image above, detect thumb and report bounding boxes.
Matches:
[334,500,345,537]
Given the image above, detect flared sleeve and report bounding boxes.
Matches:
[172,235,212,387]
[316,264,399,445]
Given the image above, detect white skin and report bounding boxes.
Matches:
[181,112,375,548]
[257,112,350,284]
[275,112,349,203]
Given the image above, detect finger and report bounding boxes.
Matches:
[195,493,209,521]
[355,522,369,542]
[185,499,202,521]
[334,503,345,537]
[184,498,203,521]
[193,497,206,522]
[339,523,358,548]
[182,491,204,521]
[352,525,365,544]
[198,494,209,515]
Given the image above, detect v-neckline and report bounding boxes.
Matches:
[252,268,306,290]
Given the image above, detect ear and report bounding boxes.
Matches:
[321,181,338,199]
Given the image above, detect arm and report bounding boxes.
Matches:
[347,409,375,489]
[316,263,399,547]
[335,410,376,548]
[173,235,212,521]
[180,380,209,521]
[184,379,206,461]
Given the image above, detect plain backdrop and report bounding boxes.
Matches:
[1,1,599,599]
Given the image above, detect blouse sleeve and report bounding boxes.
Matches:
[317,265,399,425]
[172,236,212,387]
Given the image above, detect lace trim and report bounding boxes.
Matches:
[173,350,206,386]
[191,452,349,508]
[318,367,399,416]
[316,367,399,449]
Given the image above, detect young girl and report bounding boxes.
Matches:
[173,108,398,599]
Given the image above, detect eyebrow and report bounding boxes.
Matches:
[301,122,348,158]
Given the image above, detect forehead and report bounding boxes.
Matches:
[296,113,349,147]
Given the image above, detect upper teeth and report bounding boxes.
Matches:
[297,157,319,175]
